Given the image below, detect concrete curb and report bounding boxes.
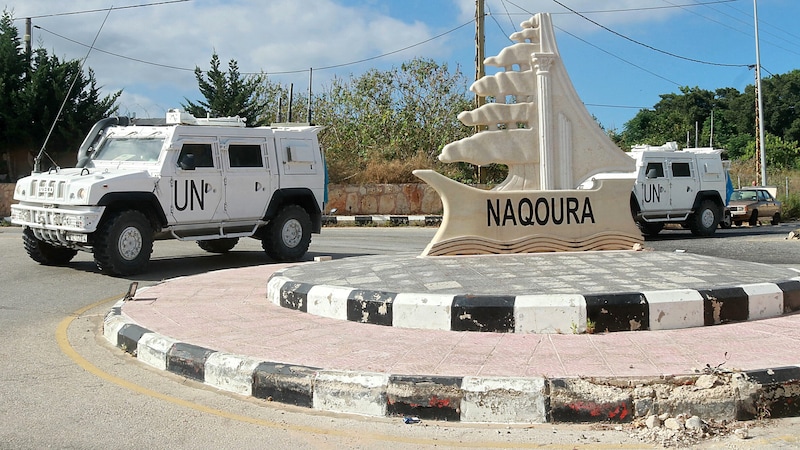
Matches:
[322,215,442,226]
[267,274,800,334]
[104,300,800,423]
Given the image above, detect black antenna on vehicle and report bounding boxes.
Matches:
[287,83,294,123]
[32,6,114,173]
[307,68,313,124]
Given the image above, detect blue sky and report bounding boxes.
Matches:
[6,0,799,133]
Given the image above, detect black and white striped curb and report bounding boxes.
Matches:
[267,275,800,333]
[104,301,800,423]
[322,215,441,226]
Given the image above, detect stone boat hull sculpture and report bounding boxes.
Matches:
[414,13,643,256]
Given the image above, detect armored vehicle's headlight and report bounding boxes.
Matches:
[15,184,25,196]
[76,188,86,200]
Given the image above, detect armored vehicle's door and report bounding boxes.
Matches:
[668,159,695,210]
[220,138,273,220]
[170,139,224,224]
[637,159,670,212]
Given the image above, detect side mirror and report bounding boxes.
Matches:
[179,154,196,170]
[646,168,658,179]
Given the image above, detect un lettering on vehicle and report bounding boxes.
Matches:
[174,179,206,211]
[642,183,661,203]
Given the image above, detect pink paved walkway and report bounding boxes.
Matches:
[122,264,800,379]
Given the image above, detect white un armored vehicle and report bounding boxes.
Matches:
[11,109,326,276]
[583,142,731,237]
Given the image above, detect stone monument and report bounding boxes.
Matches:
[414,13,643,256]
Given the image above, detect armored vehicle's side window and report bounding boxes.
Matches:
[645,162,664,178]
[179,143,214,168]
[671,162,691,177]
[228,144,263,168]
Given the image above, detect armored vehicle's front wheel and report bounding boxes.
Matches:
[637,221,664,236]
[689,200,720,236]
[262,205,311,262]
[197,238,239,253]
[94,210,153,276]
[23,228,78,265]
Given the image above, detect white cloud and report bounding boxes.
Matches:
[9,0,444,118]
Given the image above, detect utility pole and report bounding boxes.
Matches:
[754,0,767,186]
[475,0,485,182]
[754,75,762,185]
[475,0,485,114]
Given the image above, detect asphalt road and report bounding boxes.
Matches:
[1,223,799,449]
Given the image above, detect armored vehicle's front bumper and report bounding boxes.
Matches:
[11,203,105,244]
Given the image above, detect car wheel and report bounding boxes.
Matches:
[637,221,664,236]
[689,200,720,236]
[94,210,153,276]
[748,210,759,226]
[719,210,732,229]
[772,213,781,225]
[197,238,239,253]
[262,205,312,262]
[22,228,78,265]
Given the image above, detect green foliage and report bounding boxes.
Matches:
[620,70,800,176]
[781,193,800,220]
[312,58,476,183]
[182,52,267,127]
[0,9,119,178]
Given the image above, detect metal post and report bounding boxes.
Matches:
[475,0,485,183]
[754,0,767,186]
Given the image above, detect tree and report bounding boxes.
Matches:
[0,10,119,178]
[182,52,266,126]
[313,58,474,183]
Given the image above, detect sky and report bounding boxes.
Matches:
[4,0,799,132]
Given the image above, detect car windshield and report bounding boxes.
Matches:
[731,190,758,201]
[93,137,165,162]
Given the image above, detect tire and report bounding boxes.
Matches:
[22,228,78,265]
[637,221,664,236]
[748,210,759,226]
[689,199,720,236]
[94,210,153,276]
[772,213,781,226]
[262,205,312,262]
[197,238,239,253]
[719,210,732,229]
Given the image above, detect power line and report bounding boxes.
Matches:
[34,25,195,72]
[554,25,681,87]
[34,18,475,76]
[548,0,750,68]
[13,0,190,20]
[665,0,800,58]
[585,103,649,110]
[499,0,739,16]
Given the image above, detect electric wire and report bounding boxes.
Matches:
[665,0,800,58]
[35,7,113,172]
[548,0,750,68]
[35,18,475,76]
[13,0,189,20]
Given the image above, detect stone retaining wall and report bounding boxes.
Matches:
[0,183,13,218]
[0,183,442,218]
[325,183,442,215]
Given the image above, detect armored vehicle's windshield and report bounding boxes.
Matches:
[93,137,165,162]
